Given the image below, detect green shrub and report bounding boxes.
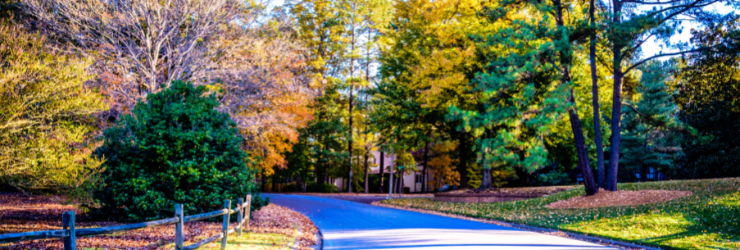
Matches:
[93,81,257,222]
[250,193,270,214]
[306,181,338,193]
[533,171,570,186]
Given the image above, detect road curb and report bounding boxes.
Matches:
[372,202,663,250]
[291,225,301,250]
[312,227,324,250]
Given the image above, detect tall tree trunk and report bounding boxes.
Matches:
[589,0,606,189]
[364,27,372,194]
[261,169,267,192]
[316,109,326,185]
[479,152,491,189]
[317,106,326,185]
[364,144,370,193]
[272,174,277,193]
[379,150,385,193]
[515,166,529,186]
[389,144,394,197]
[323,150,329,185]
[567,90,599,195]
[395,166,401,194]
[399,171,404,194]
[348,82,353,193]
[480,169,492,189]
[555,0,598,195]
[457,133,469,189]
[422,141,430,193]
[347,26,356,194]
[607,1,624,191]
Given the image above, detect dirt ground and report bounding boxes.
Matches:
[0,192,317,249]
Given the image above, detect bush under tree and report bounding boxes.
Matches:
[94,81,257,222]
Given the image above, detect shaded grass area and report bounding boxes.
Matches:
[381,178,740,249]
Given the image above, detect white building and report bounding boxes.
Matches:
[333,150,433,193]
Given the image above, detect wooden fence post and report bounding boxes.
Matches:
[175,204,184,249]
[62,211,75,250]
[221,199,230,250]
[245,194,251,232]
[237,198,243,237]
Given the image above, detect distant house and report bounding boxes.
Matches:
[333,150,434,193]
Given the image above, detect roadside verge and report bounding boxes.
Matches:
[372,201,662,250]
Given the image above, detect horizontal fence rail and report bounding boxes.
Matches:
[77,217,180,237]
[0,229,68,243]
[0,194,253,250]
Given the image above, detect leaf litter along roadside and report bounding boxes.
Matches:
[381,178,740,249]
[0,192,318,250]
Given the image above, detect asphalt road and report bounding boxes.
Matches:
[265,194,616,250]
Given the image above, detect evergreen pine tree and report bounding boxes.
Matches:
[619,62,686,182]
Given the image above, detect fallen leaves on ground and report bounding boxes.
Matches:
[0,192,318,250]
[545,189,692,209]
[247,204,318,249]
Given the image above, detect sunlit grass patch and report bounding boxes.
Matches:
[563,212,740,249]
[382,178,740,249]
[202,232,295,250]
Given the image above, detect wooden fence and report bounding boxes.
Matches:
[0,195,253,250]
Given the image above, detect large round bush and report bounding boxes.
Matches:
[94,81,256,222]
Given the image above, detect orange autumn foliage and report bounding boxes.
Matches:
[427,141,460,190]
[215,22,317,175]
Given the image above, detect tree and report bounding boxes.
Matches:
[296,80,349,187]
[427,141,461,190]
[290,0,355,189]
[601,0,734,191]
[0,23,105,193]
[587,0,606,188]
[338,0,387,193]
[619,61,688,181]
[216,17,316,179]
[291,0,349,81]
[393,150,416,194]
[94,81,256,222]
[451,0,599,194]
[24,0,316,180]
[373,0,490,188]
[284,134,315,192]
[674,18,740,178]
[23,0,257,111]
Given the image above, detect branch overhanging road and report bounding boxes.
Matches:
[265,194,616,250]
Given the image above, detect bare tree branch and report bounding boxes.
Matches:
[623,44,721,74]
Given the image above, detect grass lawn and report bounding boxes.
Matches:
[200,231,296,250]
[381,178,740,249]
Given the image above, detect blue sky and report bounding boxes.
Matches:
[640,2,737,58]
